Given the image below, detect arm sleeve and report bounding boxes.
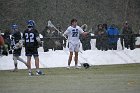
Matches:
[64,28,70,36]
[10,35,14,46]
[35,30,39,37]
[19,32,22,39]
[22,31,25,40]
[79,27,84,34]
[21,32,25,45]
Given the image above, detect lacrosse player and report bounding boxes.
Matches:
[64,19,88,69]
[11,24,28,72]
[23,20,44,76]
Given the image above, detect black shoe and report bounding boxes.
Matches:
[36,71,45,75]
[2,51,8,56]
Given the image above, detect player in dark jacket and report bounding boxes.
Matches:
[11,24,28,72]
[23,20,44,76]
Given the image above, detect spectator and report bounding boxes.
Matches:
[3,29,11,52]
[41,26,54,52]
[0,29,8,56]
[80,24,91,51]
[103,23,108,30]
[135,30,140,48]
[94,24,108,51]
[52,29,62,50]
[53,24,66,50]
[121,21,135,50]
[107,24,119,50]
[0,29,4,55]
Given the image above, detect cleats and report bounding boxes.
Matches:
[28,70,45,76]
[12,68,18,72]
[66,66,70,69]
[75,66,81,69]
[66,65,81,69]
[28,72,34,76]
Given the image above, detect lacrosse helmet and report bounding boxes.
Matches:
[27,20,35,28]
[11,24,18,30]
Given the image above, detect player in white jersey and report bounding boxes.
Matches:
[64,19,88,69]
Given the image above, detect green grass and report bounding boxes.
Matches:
[0,63,140,93]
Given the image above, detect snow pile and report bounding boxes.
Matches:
[0,39,140,70]
[0,47,140,70]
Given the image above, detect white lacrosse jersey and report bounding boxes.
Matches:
[64,26,84,44]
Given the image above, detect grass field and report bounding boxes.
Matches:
[0,63,140,93]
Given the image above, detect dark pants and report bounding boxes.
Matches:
[124,40,135,50]
[82,42,91,51]
[108,42,117,50]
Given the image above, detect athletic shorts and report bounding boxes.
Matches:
[68,42,80,52]
[13,48,22,56]
[25,47,39,57]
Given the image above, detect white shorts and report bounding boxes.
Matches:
[68,42,80,52]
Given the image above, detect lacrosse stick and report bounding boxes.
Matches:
[48,20,61,34]
[48,20,67,39]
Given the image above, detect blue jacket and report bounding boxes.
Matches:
[107,27,119,43]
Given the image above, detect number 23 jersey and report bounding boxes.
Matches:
[64,26,84,44]
[23,29,39,48]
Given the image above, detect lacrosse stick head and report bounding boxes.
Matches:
[81,24,88,31]
[48,20,54,28]
[47,20,61,33]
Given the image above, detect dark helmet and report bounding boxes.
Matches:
[27,20,35,28]
[11,24,18,30]
[97,24,103,29]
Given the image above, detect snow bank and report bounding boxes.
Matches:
[0,39,140,70]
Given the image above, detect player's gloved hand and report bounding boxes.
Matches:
[36,37,42,44]
[82,32,89,38]
[62,34,67,39]
[13,46,18,49]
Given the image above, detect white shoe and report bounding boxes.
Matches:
[66,66,70,69]
[75,66,81,69]
[28,72,34,76]
[12,68,18,72]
